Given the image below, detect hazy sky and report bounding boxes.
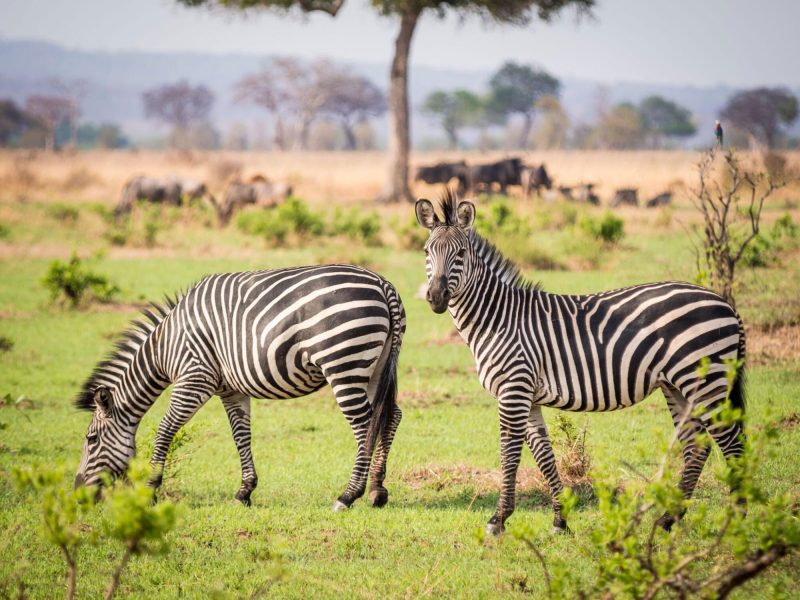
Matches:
[2,0,798,87]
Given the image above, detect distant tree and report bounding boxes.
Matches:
[0,99,34,146]
[50,78,89,149]
[224,122,250,150]
[235,63,291,150]
[720,87,799,148]
[422,89,482,149]
[320,69,386,150]
[25,95,73,151]
[76,123,128,149]
[595,102,646,149]
[532,94,569,149]
[639,95,696,147]
[488,62,560,148]
[179,0,593,202]
[143,81,214,149]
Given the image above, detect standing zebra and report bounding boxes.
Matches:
[74,265,406,511]
[415,191,746,535]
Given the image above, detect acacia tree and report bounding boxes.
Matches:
[721,87,799,148]
[639,95,696,148]
[178,0,593,202]
[488,61,560,149]
[320,69,386,150]
[25,95,73,151]
[422,89,482,149]
[142,81,214,149]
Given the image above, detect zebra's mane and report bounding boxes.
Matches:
[436,190,542,292]
[74,295,181,411]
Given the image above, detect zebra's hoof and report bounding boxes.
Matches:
[485,522,504,537]
[235,491,252,507]
[551,525,571,536]
[369,488,389,508]
[655,513,676,532]
[332,500,350,512]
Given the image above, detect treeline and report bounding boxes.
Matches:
[1,59,798,152]
[421,61,800,150]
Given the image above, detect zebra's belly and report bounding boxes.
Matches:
[535,374,660,412]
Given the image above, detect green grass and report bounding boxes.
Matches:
[1,203,799,598]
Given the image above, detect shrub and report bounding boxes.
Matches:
[0,222,10,240]
[394,215,429,250]
[46,203,80,224]
[740,213,799,268]
[42,252,120,307]
[0,334,13,353]
[330,207,383,246]
[475,199,532,237]
[579,211,625,244]
[236,198,325,247]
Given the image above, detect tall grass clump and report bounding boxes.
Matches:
[46,203,80,224]
[578,211,625,244]
[330,207,382,246]
[236,197,325,247]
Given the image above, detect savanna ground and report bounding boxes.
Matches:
[1,149,799,598]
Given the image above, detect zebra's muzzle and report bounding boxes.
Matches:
[426,281,450,314]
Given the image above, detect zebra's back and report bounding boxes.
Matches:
[528,282,742,411]
[161,265,402,401]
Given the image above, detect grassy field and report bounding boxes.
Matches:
[1,150,799,598]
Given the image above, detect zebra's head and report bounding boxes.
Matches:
[75,386,137,489]
[415,192,476,314]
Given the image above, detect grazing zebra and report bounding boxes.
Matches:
[74,265,406,511]
[415,191,746,535]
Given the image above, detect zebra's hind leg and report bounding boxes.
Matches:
[526,407,569,534]
[150,377,217,492]
[331,382,373,511]
[220,390,257,506]
[655,384,712,532]
[368,405,402,508]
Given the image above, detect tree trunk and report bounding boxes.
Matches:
[519,113,533,149]
[342,119,357,150]
[446,126,458,150]
[379,8,420,203]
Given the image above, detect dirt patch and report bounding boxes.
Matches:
[400,463,591,495]
[426,329,463,346]
[748,325,800,366]
[397,390,477,408]
[776,412,800,430]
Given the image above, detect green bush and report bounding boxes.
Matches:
[741,213,799,268]
[0,334,13,353]
[42,252,120,307]
[330,207,382,246]
[236,198,325,247]
[579,211,625,244]
[46,203,80,224]
[0,222,11,240]
[394,215,428,250]
[475,199,532,237]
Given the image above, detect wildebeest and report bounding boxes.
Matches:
[520,164,553,197]
[574,183,600,206]
[468,157,524,195]
[115,175,211,218]
[216,176,293,225]
[646,191,673,208]
[414,161,470,192]
[610,188,639,207]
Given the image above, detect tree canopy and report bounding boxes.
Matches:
[721,87,799,147]
[639,95,696,141]
[422,89,483,149]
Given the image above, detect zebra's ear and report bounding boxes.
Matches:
[93,386,112,415]
[457,200,475,230]
[415,199,439,230]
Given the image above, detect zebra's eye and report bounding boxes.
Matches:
[457,247,466,258]
[86,433,98,445]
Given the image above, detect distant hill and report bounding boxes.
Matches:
[1,39,797,146]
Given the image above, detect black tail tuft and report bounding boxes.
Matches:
[364,352,398,460]
[729,315,747,413]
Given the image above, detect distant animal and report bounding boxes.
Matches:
[414,161,470,193]
[715,120,724,147]
[415,190,747,536]
[521,164,553,197]
[611,188,639,207]
[468,157,524,195]
[574,183,600,206]
[216,176,293,225]
[115,175,211,218]
[646,191,673,208]
[74,265,406,511]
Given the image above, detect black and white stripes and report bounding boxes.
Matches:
[416,191,746,534]
[75,264,405,510]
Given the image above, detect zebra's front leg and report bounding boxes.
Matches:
[149,378,216,491]
[526,406,569,533]
[486,397,530,536]
[368,405,403,508]
[220,390,258,506]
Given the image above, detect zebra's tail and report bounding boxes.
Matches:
[364,281,405,459]
[729,311,747,413]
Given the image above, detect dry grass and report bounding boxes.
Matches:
[3,149,799,209]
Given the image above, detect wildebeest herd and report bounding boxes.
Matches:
[414,157,673,208]
[115,174,293,224]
